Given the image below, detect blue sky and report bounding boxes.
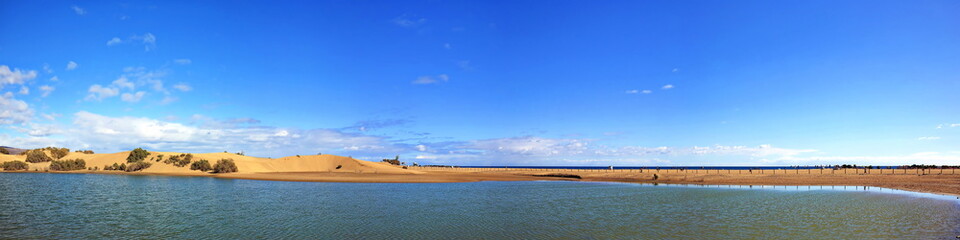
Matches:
[2,0,959,166]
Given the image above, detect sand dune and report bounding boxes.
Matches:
[2,150,419,174]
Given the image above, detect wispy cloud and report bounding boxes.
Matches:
[106,33,157,51]
[66,61,78,71]
[393,14,426,27]
[106,37,122,46]
[39,85,55,97]
[642,90,652,94]
[173,59,192,65]
[71,5,86,15]
[918,136,941,140]
[625,90,639,94]
[85,84,120,101]
[412,74,449,85]
[662,84,674,90]
[120,91,146,103]
[173,83,192,92]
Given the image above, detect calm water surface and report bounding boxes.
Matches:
[1,173,958,239]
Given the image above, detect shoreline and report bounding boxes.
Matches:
[4,168,960,198]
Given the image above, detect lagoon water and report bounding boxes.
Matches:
[1,173,958,239]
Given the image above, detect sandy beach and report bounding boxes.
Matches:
[4,151,960,197]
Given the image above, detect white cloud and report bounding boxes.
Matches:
[106,37,122,46]
[85,84,119,101]
[393,14,426,27]
[173,83,192,92]
[672,68,679,72]
[18,86,29,95]
[40,85,54,97]
[0,65,38,86]
[112,76,135,90]
[174,59,192,65]
[160,96,178,105]
[41,112,61,121]
[412,74,449,84]
[416,144,427,151]
[457,60,475,71]
[0,92,34,124]
[66,61,79,70]
[71,5,86,15]
[12,123,63,137]
[627,89,652,94]
[121,91,146,103]
[58,111,402,156]
[49,76,59,81]
[918,136,941,140]
[138,33,157,51]
[106,33,157,51]
[662,84,674,89]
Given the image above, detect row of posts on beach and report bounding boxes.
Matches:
[409,166,960,175]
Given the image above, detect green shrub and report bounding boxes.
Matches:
[163,153,192,167]
[213,159,238,173]
[104,163,127,171]
[0,148,9,154]
[1,161,29,171]
[156,154,164,162]
[126,161,152,172]
[190,159,212,172]
[25,150,52,163]
[126,148,150,163]
[74,150,94,154]
[49,159,86,171]
[45,147,70,159]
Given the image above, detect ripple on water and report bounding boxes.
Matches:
[0,173,958,239]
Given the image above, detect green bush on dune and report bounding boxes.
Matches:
[1,161,29,171]
[49,159,86,171]
[212,159,238,173]
[164,154,192,167]
[126,161,152,172]
[126,148,150,163]
[25,150,52,163]
[104,163,127,171]
[190,159,212,172]
[44,147,70,159]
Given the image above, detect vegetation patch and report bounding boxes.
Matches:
[104,163,127,171]
[1,161,29,171]
[25,150,53,163]
[44,147,70,159]
[190,159,212,172]
[49,159,86,171]
[212,159,238,173]
[164,153,193,167]
[125,161,152,172]
[127,148,151,163]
